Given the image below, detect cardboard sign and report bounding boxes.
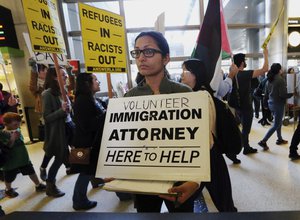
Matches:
[22,0,66,54]
[23,32,67,65]
[96,91,211,182]
[79,3,127,73]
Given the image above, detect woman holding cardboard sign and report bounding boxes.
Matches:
[125,31,199,212]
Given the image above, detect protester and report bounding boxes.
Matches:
[124,31,198,212]
[0,205,4,217]
[29,59,50,179]
[213,65,241,164]
[71,73,113,210]
[42,67,72,197]
[29,60,73,180]
[289,117,300,160]
[258,63,293,150]
[228,48,269,155]
[28,58,47,114]
[175,58,237,212]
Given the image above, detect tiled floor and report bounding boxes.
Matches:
[1,115,300,214]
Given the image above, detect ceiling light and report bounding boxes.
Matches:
[289,31,300,47]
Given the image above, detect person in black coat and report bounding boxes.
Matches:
[71,73,110,210]
[0,205,4,217]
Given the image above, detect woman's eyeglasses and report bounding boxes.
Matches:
[130,48,162,58]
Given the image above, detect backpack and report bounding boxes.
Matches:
[212,97,243,154]
[254,78,267,99]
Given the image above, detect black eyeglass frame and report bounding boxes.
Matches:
[130,48,162,58]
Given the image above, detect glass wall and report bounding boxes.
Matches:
[62,0,267,93]
[123,0,199,28]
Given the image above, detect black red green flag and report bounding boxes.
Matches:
[191,0,231,83]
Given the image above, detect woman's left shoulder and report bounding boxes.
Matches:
[169,80,192,92]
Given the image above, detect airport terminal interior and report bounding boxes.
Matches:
[1,0,300,216]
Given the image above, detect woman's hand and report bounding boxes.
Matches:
[62,101,71,113]
[103,177,115,183]
[8,96,18,106]
[159,181,199,204]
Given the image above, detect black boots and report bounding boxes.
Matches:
[243,147,258,155]
[225,154,241,164]
[73,201,97,211]
[289,151,300,161]
[46,181,65,197]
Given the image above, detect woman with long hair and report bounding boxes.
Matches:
[42,66,71,197]
[71,73,111,210]
[179,58,237,212]
[258,63,293,150]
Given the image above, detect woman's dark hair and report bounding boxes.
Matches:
[267,63,281,82]
[37,64,48,73]
[75,72,94,97]
[44,67,62,96]
[182,58,214,95]
[134,31,170,84]
[135,31,170,57]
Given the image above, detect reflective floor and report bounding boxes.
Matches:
[1,115,300,214]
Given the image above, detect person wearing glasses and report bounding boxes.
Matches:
[179,58,238,212]
[124,31,197,212]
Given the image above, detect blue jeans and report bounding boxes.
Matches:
[237,108,253,148]
[262,102,285,142]
[73,173,92,206]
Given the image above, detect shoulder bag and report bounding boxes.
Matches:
[69,129,100,165]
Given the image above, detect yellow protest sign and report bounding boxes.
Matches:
[22,0,66,54]
[79,3,127,73]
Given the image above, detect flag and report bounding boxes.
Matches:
[191,0,231,86]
